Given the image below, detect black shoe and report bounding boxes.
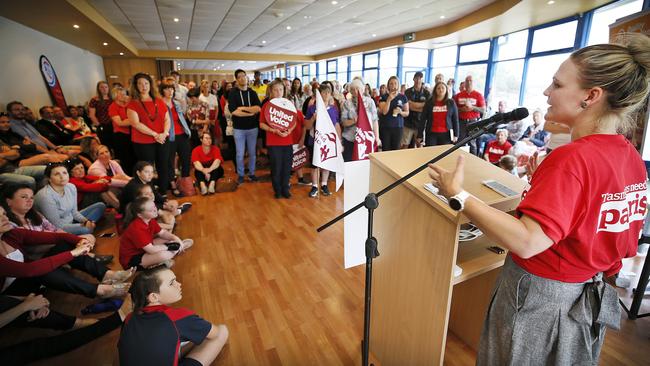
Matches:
[274,193,281,199]
[238,176,245,184]
[249,175,259,182]
[297,177,311,185]
[309,186,318,198]
[94,254,113,265]
[282,192,292,199]
[179,202,192,214]
[321,185,331,196]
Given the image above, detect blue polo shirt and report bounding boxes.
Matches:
[118,305,212,366]
[379,94,408,128]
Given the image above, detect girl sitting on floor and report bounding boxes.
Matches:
[119,197,193,271]
[135,184,175,231]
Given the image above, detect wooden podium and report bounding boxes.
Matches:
[368,146,527,365]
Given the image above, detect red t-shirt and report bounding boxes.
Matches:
[191,145,223,166]
[127,98,168,144]
[514,134,647,282]
[260,103,294,146]
[485,140,512,163]
[170,106,184,136]
[431,100,448,133]
[454,90,485,121]
[108,102,131,135]
[119,217,162,269]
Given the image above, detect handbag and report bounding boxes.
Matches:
[215,177,238,192]
[177,176,196,196]
[225,124,234,136]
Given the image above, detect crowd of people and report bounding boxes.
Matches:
[0,30,648,365]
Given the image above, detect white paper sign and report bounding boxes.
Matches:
[344,160,370,268]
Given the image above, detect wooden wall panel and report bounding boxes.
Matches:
[102,57,157,88]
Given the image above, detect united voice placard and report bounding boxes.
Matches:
[263,98,297,132]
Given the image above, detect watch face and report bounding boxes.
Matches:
[450,198,462,211]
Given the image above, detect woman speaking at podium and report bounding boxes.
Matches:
[429,33,650,365]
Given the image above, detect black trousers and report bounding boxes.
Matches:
[0,295,75,330]
[112,132,136,176]
[459,119,478,154]
[425,131,452,146]
[268,145,293,195]
[3,243,108,298]
[0,309,121,365]
[342,139,354,162]
[96,124,114,150]
[194,165,224,184]
[380,126,402,151]
[133,142,171,195]
[169,133,192,180]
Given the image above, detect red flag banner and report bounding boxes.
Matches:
[39,55,69,113]
[352,90,376,160]
[263,97,297,132]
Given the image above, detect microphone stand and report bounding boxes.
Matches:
[317,120,498,366]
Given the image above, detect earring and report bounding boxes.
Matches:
[580,101,588,109]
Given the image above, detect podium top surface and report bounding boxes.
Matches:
[369,146,527,222]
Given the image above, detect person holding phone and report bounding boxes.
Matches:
[378,76,409,151]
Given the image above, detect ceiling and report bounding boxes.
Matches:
[0,0,613,73]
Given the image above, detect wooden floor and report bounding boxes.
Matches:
[1,160,649,365]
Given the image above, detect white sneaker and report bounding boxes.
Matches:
[200,183,208,195]
[208,181,215,194]
[181,239,194,251]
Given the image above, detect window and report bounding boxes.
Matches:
[302,64,309,77]
[497,30,528,61]
[317,61,326,81]
[380,48,398,68]
[431,66,456,85]
[364,52,379,69]
[459,41,490,63]
[523,53,570,112]
[327,60,337,80]
[350,54,363,72]
[363,69,379,89]
[588,0,644,45]
[456,64,487,94]
[379,68,397,88]
[403,48,428,67]
[337,56,348,84]
[491,59,525,111]
[531,21,578,53]
[433,45,457,67]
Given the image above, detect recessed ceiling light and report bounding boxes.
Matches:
[372,33,376,37]
[331,0,338,4]
[173,18,179,22]
[221,64,225,67]
[119,52,124,56]
[262,40,266,44]
[213,68,217,71]
[175,36,179,40]
[103,42,109,46]
[73,24,80,29]
[239,61,244,63]
[332,44,336,48]
[286,25,292,30]
[547,0,555,4]
[440,15,446,19]
[176,46,180,50]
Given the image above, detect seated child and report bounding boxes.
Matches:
[135,184,175,232]
[118,267,228,366]
[119,197,193,271]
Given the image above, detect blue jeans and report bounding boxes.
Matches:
[0,165,46,188]
[233,128,258,177]
[61,202,106,235]
[477,133,495,156]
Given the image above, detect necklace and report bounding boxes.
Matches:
[139,99,158,122]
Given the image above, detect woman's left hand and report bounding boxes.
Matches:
[428,155,465,199]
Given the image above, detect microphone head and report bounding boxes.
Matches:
[510,107,529,121]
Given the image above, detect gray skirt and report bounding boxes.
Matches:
[477,256,621,366]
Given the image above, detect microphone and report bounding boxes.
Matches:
[466,107,529,130]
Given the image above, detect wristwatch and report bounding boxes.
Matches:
[449,190,470,211]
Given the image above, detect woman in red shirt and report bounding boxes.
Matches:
[259,80,296,199]
[191,132,224,195]
[108,86,136,175]
[126,73,171,195]
[429,35,650,364]
[422,81,459,146]
[88,81,113,149]
[160,78,192,197]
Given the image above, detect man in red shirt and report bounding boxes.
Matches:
[453,75,485,154]
[484,129,512,163]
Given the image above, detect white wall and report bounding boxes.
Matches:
[0,16,105,114]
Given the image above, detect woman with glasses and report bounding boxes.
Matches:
[34,162,105,235]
